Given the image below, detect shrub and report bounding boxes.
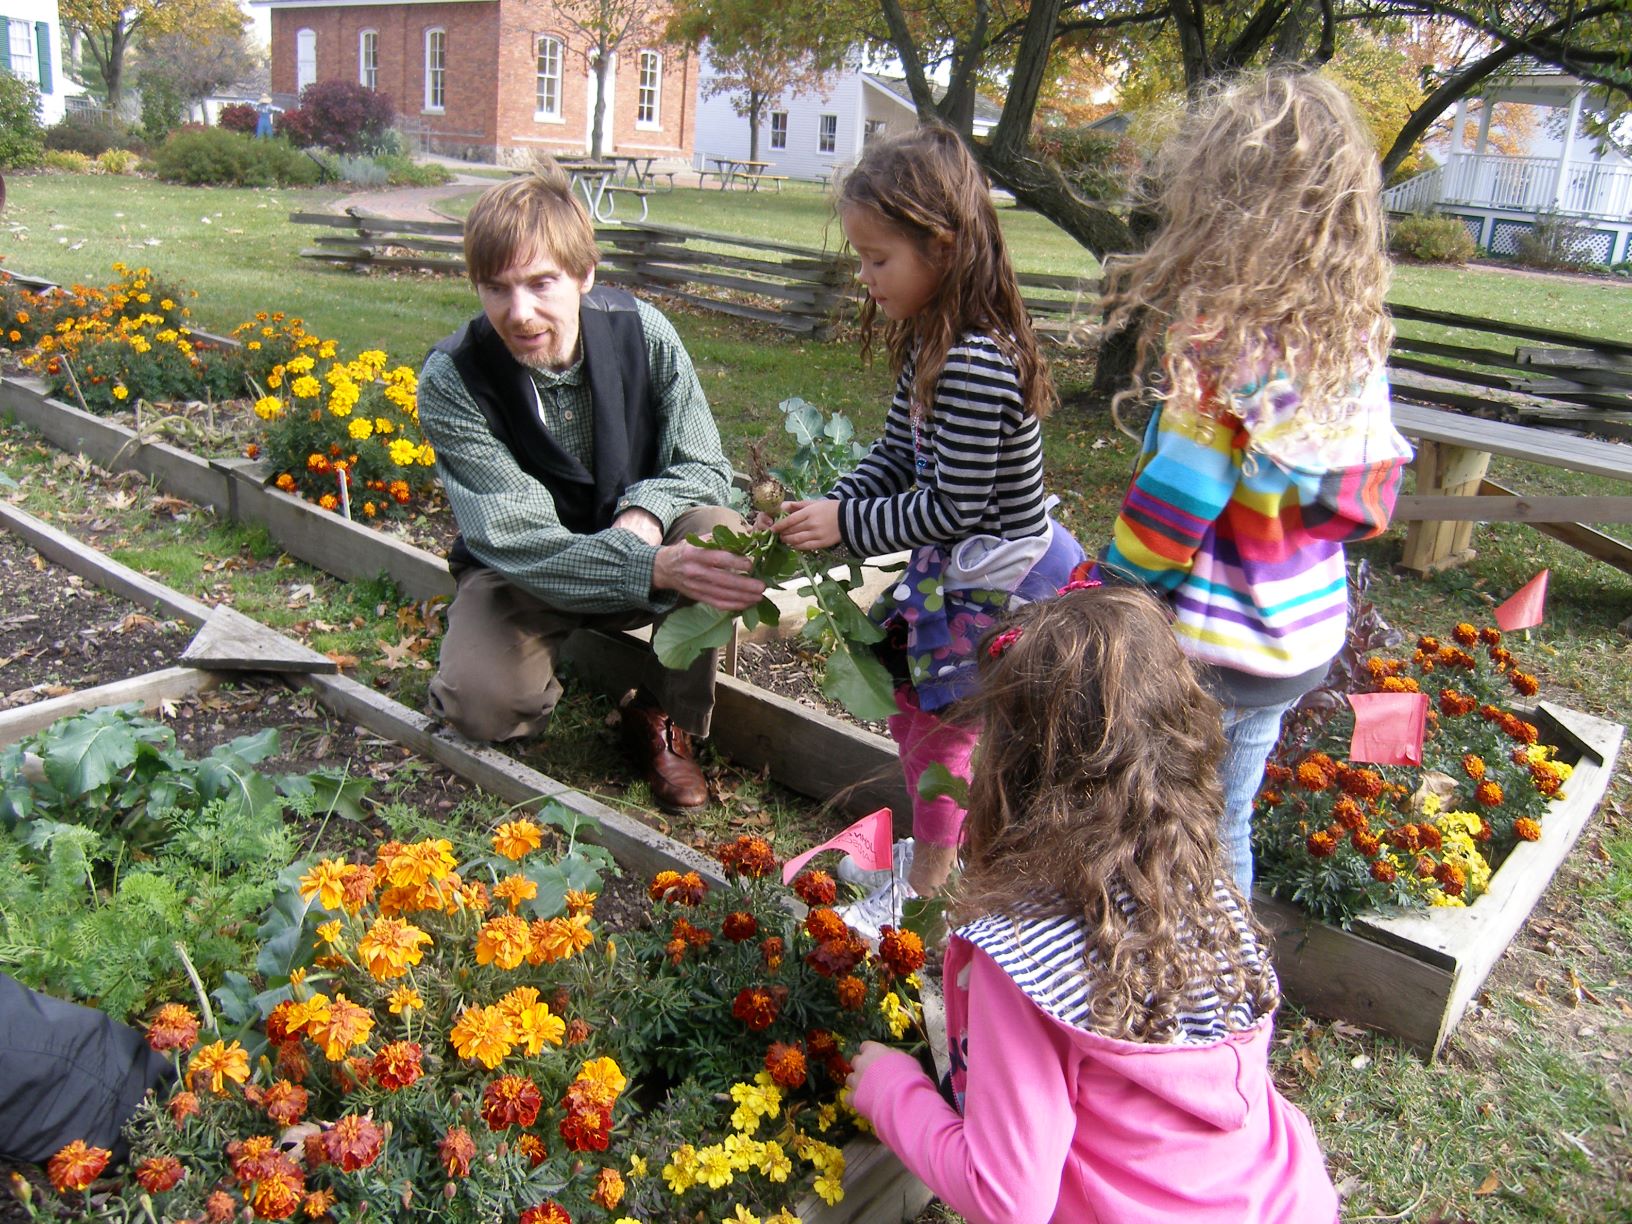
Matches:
[96,147,140,175]
[0,74,45,170]
[380,152,451,186]
[138,73,189,144]
[150,127,321,187]
[42,148,97,174]
[330,152,391,186]
[44,109,139,157]
[1512,210,1603,272]
[1388,213,1476,263]
[279,79,396,155]
[216,101,258,134]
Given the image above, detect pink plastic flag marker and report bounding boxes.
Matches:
[781,807,894,884]
[1348,691,1428,767]
[1494,569,1549,633]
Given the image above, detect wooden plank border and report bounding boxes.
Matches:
[0,667,220,746]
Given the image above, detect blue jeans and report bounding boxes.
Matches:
[1219,699,1295,896]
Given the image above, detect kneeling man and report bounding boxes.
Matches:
[419,167,763,809]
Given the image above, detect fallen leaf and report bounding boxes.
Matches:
[287,583,317,608]
[1474,1172,1501,1196]
[1293,1047,1320,1077]
[117,612,158,633]
[158,698,178,718]
[376,636,423,671]
[324,651,360,670]
[150,495,194,517]
[104,490,137,511]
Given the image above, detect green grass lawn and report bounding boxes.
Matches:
[4,169,1632,1219]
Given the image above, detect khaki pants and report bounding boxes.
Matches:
[428,505,742,743]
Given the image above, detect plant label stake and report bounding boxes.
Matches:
[337,467,352,519]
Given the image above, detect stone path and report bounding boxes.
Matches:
[326,174,492,223]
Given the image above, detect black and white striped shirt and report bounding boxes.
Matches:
[957,884,1271,1045]
[831,333,1048,559]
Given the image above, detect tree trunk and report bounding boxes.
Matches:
[590,48,610,157]
[747,91,763,163]
[105,22,130,109]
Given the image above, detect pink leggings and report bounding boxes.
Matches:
[888,690,979,849]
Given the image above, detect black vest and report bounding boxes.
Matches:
[432,286,657,568]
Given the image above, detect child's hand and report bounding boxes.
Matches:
[771,498,841,551]
[845,1040,894,1096]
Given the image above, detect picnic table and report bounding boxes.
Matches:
[605,155,661,188]
[553,159,650,223]
[703,156,774,190]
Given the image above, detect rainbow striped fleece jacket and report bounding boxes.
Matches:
[1102,364,1411,706]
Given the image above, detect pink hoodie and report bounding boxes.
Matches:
[853,926,1338,1224]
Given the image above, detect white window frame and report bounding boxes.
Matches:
[296,28,317,93]
[769,110,788,151]
[358,29,378,90]
[7,20,35,82]
[635,50,661,128]
[423,27,446,113]
[818,113,837,154]
[534,34,563,121]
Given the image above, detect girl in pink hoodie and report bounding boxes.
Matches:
[848,584,1339,1223]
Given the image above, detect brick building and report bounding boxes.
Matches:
[259,0,697,165]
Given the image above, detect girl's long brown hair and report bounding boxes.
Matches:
[954,586,1279,1041]
[1097,70,1391,431]
[839,124,1056,419]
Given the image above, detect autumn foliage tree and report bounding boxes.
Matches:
[61,0,246,109]
[554,0,670,157]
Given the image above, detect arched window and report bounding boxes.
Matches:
[296,29,317,92]
[636,50,661,128]
[535,35,562,119]
[358,30,378,90]
[424,27,446,111]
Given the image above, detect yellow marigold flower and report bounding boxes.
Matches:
[348,417,373,440]
[254,395,283,420]
[416,442,436,466]
[287,353,315,373]
[662,1152,697,1195]
[299,858,350,910]
[318,339,338,358]
[813,1173,844,1205]
[292,375,321,398]
[815,1102,838,1132]
[112,384,129,400]
[357,917,433,981]
[764,1212,801,1224]
[723,1207,760,1224]
[564,888,598,916]
[575,1056,627,1105]
[492,818,543,860]
[387,985,423,1014]
[696,1144,734,1190]
[880,990,914,1039]
[316,919,343,946]
[476,914,532,970]
[722,1134,760,1172]
[383,838,457,888]
[388,437,418,466]
[160,298,174,310]
[451,1004,515,1069]
[372,415,395,434]
[628,1154,648,1178]
[493,874,538,911]
[186,1040,251,1093]
[759,1141,792,1183]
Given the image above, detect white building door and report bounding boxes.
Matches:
[296,29,317,92]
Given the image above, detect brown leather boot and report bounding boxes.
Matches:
[621,701,708,810]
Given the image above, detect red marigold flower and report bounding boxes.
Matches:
[1339,768,1384,800]
[1479,627,1502,646]
[1476,818,1494,843]
[261,1079,309,1126]
[591,1167,626,1210]
[761,935,785,970]
[134,1155,185,1194]
[765,1041,807,1089]
[792,870,838,907]
[1434,861,1466,896]
[1387,823,1424,852]
[649,870,708,904]
[228,1136,285,1186]
[322,1114,384,1172]
[716,834,778,878]
[168,1091,200,1124]
[879,926,927,976]
[47,1140,111,1193]
[1306,830,1338,858]
[1531,765,1564,798]
[664,936,687,965]
[204,1190,238,1222]
[146,1003,200,1053]
[250,1167,305,1221]
[516,1134,548,1167]
[518,1205,572,1224]
[1479,703,1504,723]
[1513,817,1542,842]
[805,907,849,943]
[1438,689,1477,717]
[1452,622,1479,646]
[670,916,713,950]
[481,1074,544,1131]
[722,911,759,942]
[372,1041,424,1092]
[1509,670,1540,697]
[1352,831,1382,858]
[1295,757,1335,792]
[265,999,303,1047]
[1411,648,1436,671]
[1475,780,1504,807]
[565,1018,591,1046]
[1490,646,1514,669]
[807,1028,839,1059]
[559,1103,612,1152]
[1462,753,1486,781]
[440,1126,476,1178]
[835,974,867,1010]
[807,936,868,979]
[276,1043,310,1084]
[732,986,783,1032]
[1418,824,1443,851]
[1508,718,1540,745]
[825,1052,854,1083]
[1330,796,1366,830]
[1415,855,1436,879]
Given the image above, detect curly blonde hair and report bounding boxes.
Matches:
[953,586,1279,1042]
[1098,70,1391,431]
[839,124,1056,420]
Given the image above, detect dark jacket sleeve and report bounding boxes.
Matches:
[0,973,175,1162]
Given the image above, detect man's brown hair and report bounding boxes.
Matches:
[463,161,599,285]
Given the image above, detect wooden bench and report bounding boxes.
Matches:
[739,173,788,193]
[1391,401,1632,576]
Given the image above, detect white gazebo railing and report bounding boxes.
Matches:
[1385,153,1632,221]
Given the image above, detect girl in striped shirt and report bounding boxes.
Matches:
[773,125,1084,931]
[1093,71,1411,892]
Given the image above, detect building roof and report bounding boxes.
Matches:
[862,72,1003,126]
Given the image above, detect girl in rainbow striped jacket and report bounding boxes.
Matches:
[1093,70,1412,893]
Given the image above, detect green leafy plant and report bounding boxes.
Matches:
[655,397,900,721]
[1388,213,1477,263]
[0,73,45,170]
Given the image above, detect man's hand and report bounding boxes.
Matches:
[611,506,664,547]
[652,539,765,611]
[771,499,841,551]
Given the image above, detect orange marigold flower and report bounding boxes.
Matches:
[146,1002,201,1052]
[806,935,868,978]
[1479,626,1502,645]
[1380,675,1420,694]
[372,1041,424,1091]
[1452,622,1479,646]
[1434,861,1466,896]
[1509,670,1540,697]
[47,1140,110,1193]
[1418,824,1443,851]
[792,870,838,906]
[306,993,374,1061]
[501,990,566,1055]
[591,1167,626,1210]
[1387,823,1424,853]
[1306,830,1338,858]
[1531,765,1564,798]
[648,869,708,904]
[250,1166,304,1220]
[717,833,779,878]
[1352,831,1382,858]
[135,1155,185,1193]
[723,910,759,942]
[564,888,597,916]
[879,926,927,976]
[204,1190,238,1222]
[1490,646,1514,669]
[572,1056,627,1106]
[168,1091,200,1124]
[668,916,713,953]
[529,914,591,964]
[559,1103,612,1152]
[356,916,432,981]
[476,914,533,970]
[1513,817,1542,842]
[761,935,785,970]
[492,819,543,861]
[1371,859,1398,884]
[647,869,681,900]
[1462,753,1486,781]
[1439,689,1477,717]
[565,1017,591,1045]
[1339,767,1384,800]
[732,986,784,1032]
[451,1005,515,1069]
[261,1079,309,1126]
[1474,780,1504,807]
[481,1074,544,1130]
[301,1188,336,1218]
[805,907,849,943]
[519,1205,572,1224]
[187,1040,251,1093]
[1506,717,1540,745]
[1416,634,1441,652]
[765,1040,808,1089]
[1331,796,1368,831]
[1295,757,1335,791]
[440,1126,476,1178]
[323,1114,385,1172]
[516,1134,548,1166]
[836,975,867,1010]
